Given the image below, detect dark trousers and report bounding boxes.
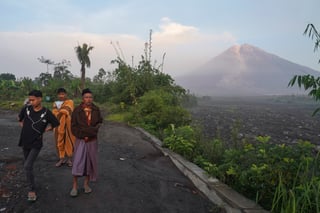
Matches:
[23,148,40,191]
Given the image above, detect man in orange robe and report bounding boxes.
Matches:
[52,88,75,167]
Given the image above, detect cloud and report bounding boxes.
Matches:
[153,17,200,44]
[154,17,236,45]
[151,18,237,76]
[0,18,237,79]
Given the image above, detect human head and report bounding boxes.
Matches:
[28,90,42,108]
[56,87,67,101]
[81,88,93,106]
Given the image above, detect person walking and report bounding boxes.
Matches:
[70,88,103,197]
[18,90,60,201]
[52,88,75,167]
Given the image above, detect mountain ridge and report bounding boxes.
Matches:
[175,44,320,96]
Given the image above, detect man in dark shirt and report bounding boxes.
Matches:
[18,90,60,201]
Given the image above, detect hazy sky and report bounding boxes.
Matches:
[0,0,319,79]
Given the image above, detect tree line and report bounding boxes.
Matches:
[0,43,97,100]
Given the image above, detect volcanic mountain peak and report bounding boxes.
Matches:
[220,44,273,61]
[228,43,257,54]
[175,43,320,96]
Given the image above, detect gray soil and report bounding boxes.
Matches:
[0,109,218,213]
[189,96,320,146]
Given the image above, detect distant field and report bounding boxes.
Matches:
[190,95,320,146]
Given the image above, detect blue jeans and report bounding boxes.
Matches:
[23,148,40,191]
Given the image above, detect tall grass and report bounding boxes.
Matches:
[271,152,320,213]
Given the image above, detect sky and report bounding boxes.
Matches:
[0,0,319,80]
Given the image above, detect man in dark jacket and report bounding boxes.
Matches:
[70,88,103,197]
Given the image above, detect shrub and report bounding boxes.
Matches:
[163,124,196,160]
[125,89,191,138]
[212,136,319,210]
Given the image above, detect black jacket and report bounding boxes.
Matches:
[18,105,59,149]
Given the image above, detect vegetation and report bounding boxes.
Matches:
[288,24,320,115]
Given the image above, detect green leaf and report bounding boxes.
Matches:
[312,107,320,116]
[288,75,297,87]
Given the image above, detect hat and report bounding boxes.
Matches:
[28,90,43,97]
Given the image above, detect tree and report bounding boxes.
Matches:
[53,59,73,81]
[20,77,35,93]
[38,56,55,73]
[75,43,94,90]
[0,73,16,81]
[93,68,107,83]
[36,72,52,87]
[108,30,185,106]
[288,24,320,115]
[304,24,320,60]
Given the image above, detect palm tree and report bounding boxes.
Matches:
[38,56,55,73]
[75,43,94,90]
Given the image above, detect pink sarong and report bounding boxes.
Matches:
[72,138,98,181]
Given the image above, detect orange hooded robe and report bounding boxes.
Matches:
[52,99,76,159]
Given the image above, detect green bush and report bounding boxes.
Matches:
[163,124,196,160]
[166,124,320,212]
[212,136,319,210]
[196,138,226,165]
[125,89,191,138]
[193,155,218,175]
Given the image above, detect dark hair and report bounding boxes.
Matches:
[82,88,92,96]
[57,88,67,94]
[28,90,42,97]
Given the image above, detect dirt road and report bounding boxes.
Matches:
[0,110,217,213]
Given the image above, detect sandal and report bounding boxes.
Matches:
[66,159,73,167]
[55,159,64,167]
[84,186,92,194]
[27,191,37,202]
[70,188,78,197]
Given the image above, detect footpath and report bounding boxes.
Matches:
[0,111,268,212]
